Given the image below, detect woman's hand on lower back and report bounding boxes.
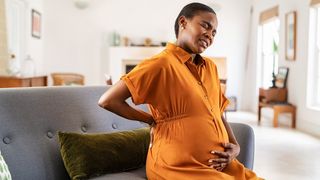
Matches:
[98,80,153,124]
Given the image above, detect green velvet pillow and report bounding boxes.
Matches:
[58,127,150,180]
[0,151,12,180]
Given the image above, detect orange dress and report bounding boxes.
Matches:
[121,43,261,180]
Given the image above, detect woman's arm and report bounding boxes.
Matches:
[98,80,154,125]
[221,115,239,147]
[209,116,240,171]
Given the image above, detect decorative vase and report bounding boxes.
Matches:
[6,54,20,76]
[20,55,36,77]
[113,32,120,46]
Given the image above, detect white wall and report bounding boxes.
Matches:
[25,0,44,75]
[42,0,252,109]
[243,0,320,137]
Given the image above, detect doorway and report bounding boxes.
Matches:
[257,18,280,88]
[5,0,27,70]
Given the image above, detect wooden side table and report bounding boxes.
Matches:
[0,76,47,88]
[258,88,296,128]
[273,104,296,128]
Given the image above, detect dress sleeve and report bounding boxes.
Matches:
[219,88,230,114]
[120,58,162,105]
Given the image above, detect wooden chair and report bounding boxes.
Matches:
[258,88,296,128]
[51,73,85,86]
[220,79,227,94]
[211,57,227,94]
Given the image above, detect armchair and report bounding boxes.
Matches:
[51,72,85,86]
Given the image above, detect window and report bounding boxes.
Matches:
[257,18,280,88]
[307,6,320,109]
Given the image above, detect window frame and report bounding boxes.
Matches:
[307,6,320,110]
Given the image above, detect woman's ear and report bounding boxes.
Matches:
[178,16,187,30]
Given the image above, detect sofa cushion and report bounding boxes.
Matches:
[0,151,12,180]
[89,166,146,180]
[58,127,150,180]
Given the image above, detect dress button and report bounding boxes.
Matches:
[198,81,202,85]
[204,95,208,99]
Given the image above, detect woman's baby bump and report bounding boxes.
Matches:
[154,116,227,166]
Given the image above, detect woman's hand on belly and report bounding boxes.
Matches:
[208,143,240,171]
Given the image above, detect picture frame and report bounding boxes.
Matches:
[31,9,41,39]
[275,67,289,88]
[285,11,297,60]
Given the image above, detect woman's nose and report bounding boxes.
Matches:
[204,32,213,43]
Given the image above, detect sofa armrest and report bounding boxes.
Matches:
[229,122,255,170]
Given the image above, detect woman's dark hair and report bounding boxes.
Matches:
[174,2,216,38]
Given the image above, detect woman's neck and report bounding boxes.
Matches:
[175,40,193,54]
[175,41,196,61]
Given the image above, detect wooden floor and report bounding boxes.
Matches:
[227,111,320,180]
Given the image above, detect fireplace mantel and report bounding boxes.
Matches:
[109,46,164,82]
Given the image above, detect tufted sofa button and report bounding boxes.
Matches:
[81,126,87,132]
[112,123,118,129]
[3,137,11,144]
[47,131,54,139]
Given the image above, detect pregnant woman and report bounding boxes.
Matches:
[99,2,262,180]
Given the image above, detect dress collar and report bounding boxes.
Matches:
[166,43,206,66]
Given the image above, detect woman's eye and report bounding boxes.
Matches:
[201,23,208,29]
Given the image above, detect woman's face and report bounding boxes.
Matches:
[177,11,218,54]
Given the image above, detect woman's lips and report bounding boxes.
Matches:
[199,39,208,48]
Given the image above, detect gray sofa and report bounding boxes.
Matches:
[0,86,255,180]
